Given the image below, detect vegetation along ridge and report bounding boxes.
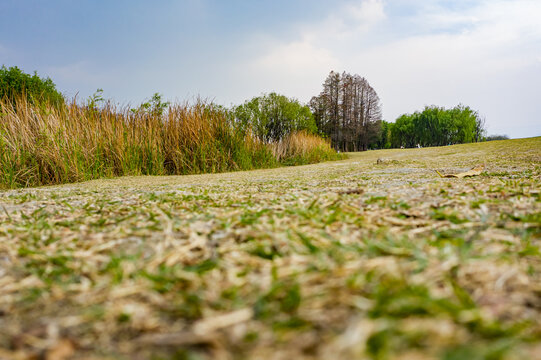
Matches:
[1,66,492,188]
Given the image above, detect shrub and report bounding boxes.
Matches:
[0,65,64,108]
[485,135,510,141]
[271,131,345,166]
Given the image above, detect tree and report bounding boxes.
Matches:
[0,65,64,107]
[310,71,382,151]
[474,113,487,142]
[233,93,317,142]
[389,105,486,148]
[391,114,416,148]
[372,120,392,149]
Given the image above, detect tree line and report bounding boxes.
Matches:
[1,65,494,150]
[386,105,486,148]
[230,71,488,150]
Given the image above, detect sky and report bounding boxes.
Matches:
[1,0,540,138]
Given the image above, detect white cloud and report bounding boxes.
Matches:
[424,13,480,30]
[346,0,386,26]
[240,0,386,99]
[352,0,541,123]
[235,0,541,137]
[301,0,386,44]
[232,39,340,101]
[254,40,339,75]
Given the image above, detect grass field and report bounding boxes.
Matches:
[0,137,540,360]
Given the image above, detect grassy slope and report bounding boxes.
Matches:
[0,137,539,359]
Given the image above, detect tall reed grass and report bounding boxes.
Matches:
[271,131,345,165]
[0,98,343,188]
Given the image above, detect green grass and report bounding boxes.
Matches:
[0,137,539,359]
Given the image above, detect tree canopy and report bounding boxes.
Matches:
[232,92,317,142]
[0,65,64,107]
[389,105,486,148]
[1,63,490,151]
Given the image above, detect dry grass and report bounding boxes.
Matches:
[0,98,342,189]
[0,137,539,359]
[1,98,342,189]
[271,131,343,164]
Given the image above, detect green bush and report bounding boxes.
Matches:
[0,65,64,107]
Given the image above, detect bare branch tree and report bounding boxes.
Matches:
[310,71,382,151]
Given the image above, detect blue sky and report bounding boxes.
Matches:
[1,0,540,138]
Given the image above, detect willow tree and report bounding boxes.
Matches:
[390,105,486,148]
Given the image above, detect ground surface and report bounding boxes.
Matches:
[0,138,540,360]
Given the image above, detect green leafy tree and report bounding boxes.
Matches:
[0,65,64,107]
[390,105,486,148]
[391,114,416,148]
[233,93,317,142]
[372,120,392,149]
